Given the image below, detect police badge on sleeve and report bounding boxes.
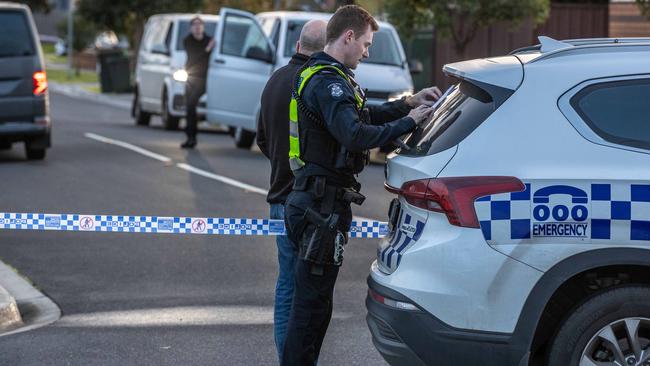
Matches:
[328,83,345,99]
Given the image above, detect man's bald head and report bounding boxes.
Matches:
[296,19,327,56]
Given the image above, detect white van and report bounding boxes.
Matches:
[204,8,420,149]
[133,13,219,130]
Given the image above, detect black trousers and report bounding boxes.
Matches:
[184,77,206,140]
[282,188,351,366]
[281,259,340,366]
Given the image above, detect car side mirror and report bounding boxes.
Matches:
[246,46,274,64]
[408,59,423,75]
[151,43,169,56]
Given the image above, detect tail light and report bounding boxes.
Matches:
[33,71,48,96]
[388,176,524,228]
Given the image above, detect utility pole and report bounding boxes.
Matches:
[67,0,74,79]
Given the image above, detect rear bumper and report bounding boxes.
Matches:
[0,122,50,145]
[366,276,529,366]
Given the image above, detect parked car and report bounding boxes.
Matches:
[0,2,50,160]
[202,8,420,149]
[133,13,218,130]
[366,37,650,366]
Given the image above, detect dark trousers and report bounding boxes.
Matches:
[281,259,340,366]
[184,77,205,140]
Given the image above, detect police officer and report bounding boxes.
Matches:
[256,19,327,363]
[181,16,215,149]
[281,5,441,366]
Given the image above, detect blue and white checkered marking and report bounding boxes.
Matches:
[591,184,650,242]
[475,183,650,244]
[0,213,388,238]
[475,184,532,242]
[378,213,426,270]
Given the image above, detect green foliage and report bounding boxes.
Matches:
[13,0,50,13]
[77,0,203,49]
[203,0,275,13]
[386,0,550,53]
[57,16,98,52]
[638,0,650,20]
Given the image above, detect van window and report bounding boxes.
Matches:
[284,21,402,66]
[571,78,650,151]
[284,20,306,57]
[0,11,35,57]
[220,14,271,59]
[146,19,169,52]
[176,20,218,51]
[400,81,496,156]
[363,29,402,67]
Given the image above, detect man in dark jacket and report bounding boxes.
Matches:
[181,16,215,149]
[256,19,327,363]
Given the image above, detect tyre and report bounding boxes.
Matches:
[548,286,650,366]
[133,89,151,126]
[234,127,255,149]
[0,142,11,150]
[25,146,46,160]
[161,90,180,130]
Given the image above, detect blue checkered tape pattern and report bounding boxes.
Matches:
[378,213,426,270]
[474,182,650,245]
[0,213,389,239]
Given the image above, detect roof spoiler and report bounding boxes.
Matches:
[443,55,523,106]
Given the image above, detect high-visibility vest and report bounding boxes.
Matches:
[288,63,364,171]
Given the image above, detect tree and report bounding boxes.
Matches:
[14,0,50,13]
[638,0,650,20]
[386,0,550,55]
[77,0,203,51]
[56,15,97,74]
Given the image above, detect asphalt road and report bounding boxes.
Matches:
[0,92,394,365]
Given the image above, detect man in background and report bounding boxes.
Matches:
[256,19,327,363]
[181,16,215,149]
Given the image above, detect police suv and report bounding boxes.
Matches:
[366,37,650,366]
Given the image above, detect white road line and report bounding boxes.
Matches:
[176,163,269,196]
[85,132,378,220]
[84,133,172,163]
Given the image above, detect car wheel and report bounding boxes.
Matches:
[234,127,255,149]
[0,142,11,150]
[133,89,151,126]
[547,286,650,366]
[25,146,46,160]
[161,91,180,131]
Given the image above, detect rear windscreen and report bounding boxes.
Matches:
[400,81,496,156]
[0,11,35,57]
[176,21,218,51]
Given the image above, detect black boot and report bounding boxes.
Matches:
[180,138,196,149]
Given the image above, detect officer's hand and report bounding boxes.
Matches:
[407,104,433,127]
[406,86,442,108]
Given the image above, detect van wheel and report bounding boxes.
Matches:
[133,89,151,126]
[234,127,255,149]
[547,286,650,366]
[162,90,179,130]
[25,146,46,160]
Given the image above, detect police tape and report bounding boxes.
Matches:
[0,213,389,239]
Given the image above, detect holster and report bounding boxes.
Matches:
[295,176,363,271]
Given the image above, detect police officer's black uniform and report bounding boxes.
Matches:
[282,51,418,366]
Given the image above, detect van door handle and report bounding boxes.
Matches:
[214,58,226,64]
